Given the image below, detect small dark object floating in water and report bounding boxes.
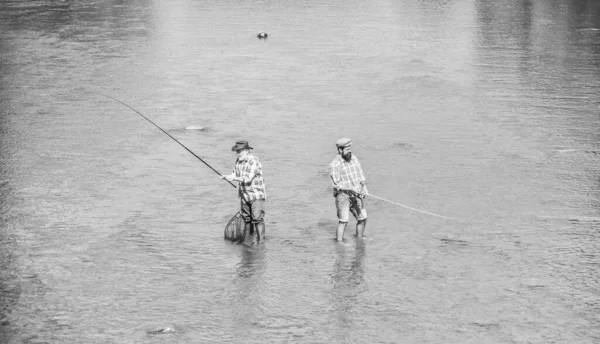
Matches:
[257,32,268,39]
[148,327,174,334]
[440,238,468,246]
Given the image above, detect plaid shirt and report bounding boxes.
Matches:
[330,154,368,196]
[233,154,266,202]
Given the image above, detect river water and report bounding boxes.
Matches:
[0,0,599,343]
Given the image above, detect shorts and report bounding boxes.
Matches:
[335,192,367,222]
[240,198,265,224]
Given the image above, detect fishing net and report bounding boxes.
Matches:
[224,212,245,242]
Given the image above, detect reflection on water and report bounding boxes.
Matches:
[236,244,267,279]
[331,240,366,330]
[230,244,267,337]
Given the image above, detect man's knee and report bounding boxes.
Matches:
[251,210,265,224]
[337,208,350,223]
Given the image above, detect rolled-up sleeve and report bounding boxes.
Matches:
[330,161,341,186]
[357,160,366,182]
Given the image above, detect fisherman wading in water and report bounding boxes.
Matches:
[330,138,368,242]
[222,141,266,243]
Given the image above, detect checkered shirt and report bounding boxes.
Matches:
[330,154,368,196]
[233,154,266,202]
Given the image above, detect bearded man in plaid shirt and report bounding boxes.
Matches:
[330,138,368,242]
[222,140,266,243]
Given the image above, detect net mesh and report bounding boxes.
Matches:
[224,212,245,242]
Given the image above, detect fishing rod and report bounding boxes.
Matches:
[98,93,236,188]
[340,187,455,220]
[368,193,454,220]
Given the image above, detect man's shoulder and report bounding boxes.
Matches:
[330,155,343,165]
[248,154,261,163]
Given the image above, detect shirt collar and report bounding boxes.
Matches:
[237,153,253,162]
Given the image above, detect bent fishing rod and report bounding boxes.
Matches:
[98,93,236,188]
[343,189,455,220]
[368,194,454,220]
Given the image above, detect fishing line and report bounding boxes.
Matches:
[98,93,236,188]
[368,194,454,220]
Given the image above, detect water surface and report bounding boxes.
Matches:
[0,0,599,343]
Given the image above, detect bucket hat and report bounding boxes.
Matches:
[231,140,254,151]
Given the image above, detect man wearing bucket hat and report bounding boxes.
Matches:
[330,138,368,241]
[222,140,266,243]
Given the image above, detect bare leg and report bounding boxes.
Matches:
[336,221,348,242]
[356,219,367,237]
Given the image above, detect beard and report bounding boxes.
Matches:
[342,152,352,162]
